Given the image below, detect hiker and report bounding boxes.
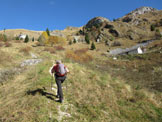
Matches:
[51,60,69,103]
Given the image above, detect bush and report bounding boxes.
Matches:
[0,42,4,47]
[155,29,160,33]
[15,36,19,40]
[4,42,12,47]
[73,39,77,43]
[38,31,49,45]
[54,46,65,51]
[65,48,93,63]
[32,37,34,42]
[44,47,55,54]
[47,36,66,46]
[155,29,162,39]
[112,41,121,46]
[151,24,155,31]
[0,34,8,41]
[19,46,32,55]
[110,36,114,41]
[69,40,72,45]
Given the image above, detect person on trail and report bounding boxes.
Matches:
[51,60,69,103]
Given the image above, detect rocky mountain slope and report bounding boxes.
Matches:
[78,7,162,48]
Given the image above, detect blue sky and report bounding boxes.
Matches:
[0,0,162,31]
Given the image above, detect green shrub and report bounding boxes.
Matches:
[73,39,77,43]
[32,37,34,42]
[110,36,114,41]
[155,29,162,39]
[46,28,50,36]
[151,24,155,31]
[15,36,19,40]
[69,40,72,45]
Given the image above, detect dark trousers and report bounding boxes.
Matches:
[55,74,66,100]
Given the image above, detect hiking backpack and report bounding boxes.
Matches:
[57,63,66,76]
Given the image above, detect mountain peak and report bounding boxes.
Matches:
[128,6,157,16]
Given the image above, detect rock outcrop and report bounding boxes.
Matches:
[121,7,158,25]
[85,17,110,29]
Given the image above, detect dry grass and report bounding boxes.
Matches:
[0,50,13,66]
[19,46,32,55]
[14,40,22,43]
[54,45,65,51]
[65,48,93,63]
[35,41,45,46]
[0,42,4,47]
[65,61,162,122]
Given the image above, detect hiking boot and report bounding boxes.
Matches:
[60,99,63,103]
[56,99,63,103]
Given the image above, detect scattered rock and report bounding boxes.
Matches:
[113,57,117,60]
[50,31,65,37]
[30,53,37,59]
[20,59,42,67]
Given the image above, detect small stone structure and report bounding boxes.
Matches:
[19,34,26,40]
[109,40,155,55]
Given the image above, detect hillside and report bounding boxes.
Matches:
[0,29,42,40]
[0,6,162,122]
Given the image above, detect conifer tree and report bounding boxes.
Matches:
[46,28,50,36]
[91,42,96,50]
[73,39,77,43]
[32,37,34,42]
[24,35,29,43]
[85,33,90,44]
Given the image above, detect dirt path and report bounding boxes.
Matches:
[48,83,72,121]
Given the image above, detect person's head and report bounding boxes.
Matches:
[56,60,61,64]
